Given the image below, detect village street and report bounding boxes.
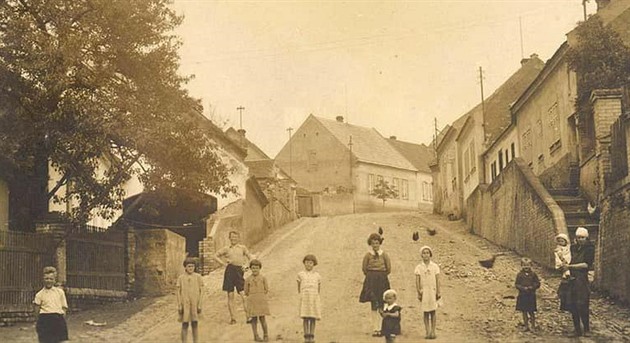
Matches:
[3,212,630,343]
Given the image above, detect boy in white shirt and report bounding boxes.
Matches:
[33,266,68,343]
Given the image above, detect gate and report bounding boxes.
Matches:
[66,229,126,291]
[0,231,54,312]
[298,196,314,217]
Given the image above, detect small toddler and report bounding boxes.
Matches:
[554,233,572,279]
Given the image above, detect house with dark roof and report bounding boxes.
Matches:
[386,136,434,211]
[225,127,298,227]
[275,115,421,215]
[431,55,544,218]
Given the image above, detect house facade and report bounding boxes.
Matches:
[386,137,435,211]
[275,115,421,215]
[432,55,544,218]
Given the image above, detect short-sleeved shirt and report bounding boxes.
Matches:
[34,287,68,314]
[216,244,250,266]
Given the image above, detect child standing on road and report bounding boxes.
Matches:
[245,259,270,342]
[380,289,402,343]
[33,266,68,343]
[297,254,321,343]
[515,257,540,332]
[359,233,391,337]
[213,231,252,324]
[177,257,204,343]
[415,246,440,340]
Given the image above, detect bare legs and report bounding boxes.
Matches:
[423,311,437,339]
[227,291,248,323]
[181,322,199,343]
[250,317,269,341]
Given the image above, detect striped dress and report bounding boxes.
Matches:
[297,270,322,319]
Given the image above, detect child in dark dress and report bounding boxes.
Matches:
[515,258,540,332]
[379,289,401,343]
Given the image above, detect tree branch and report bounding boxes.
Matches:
[47,173,69,199]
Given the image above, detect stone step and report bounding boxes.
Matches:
[554,197,588,212]
[548,188,579,197]
[565,212,599,226]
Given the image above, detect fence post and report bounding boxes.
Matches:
[36,220,69,286]
[125,225,136,296]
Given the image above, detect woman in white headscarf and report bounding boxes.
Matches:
[563,227,595,338]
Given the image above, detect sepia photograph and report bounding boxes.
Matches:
[1,0,630,342]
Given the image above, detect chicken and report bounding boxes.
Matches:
[426,227,437,236]
[478,252,505,269]
[378,227,384,235]
[412,231,420,242]
[478,255,496,269]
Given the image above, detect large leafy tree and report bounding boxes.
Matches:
[567,16,630,121]
[0,0,236,228]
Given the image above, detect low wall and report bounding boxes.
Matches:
[134,229,186,296]
[538,153,575,190]
[466,158,567,268]
[598,181,630,303]
[320,193,354,216]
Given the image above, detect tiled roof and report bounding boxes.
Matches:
[483,56,545,144]
[315,116,418,171]
[387,139,434,174]
[246,159,276,178]
[225,127,271,161]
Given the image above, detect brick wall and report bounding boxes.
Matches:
[134,229,186,296]
[598,182,630,303]
[467,158,567,268]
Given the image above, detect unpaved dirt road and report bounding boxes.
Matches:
[3,212,629,342]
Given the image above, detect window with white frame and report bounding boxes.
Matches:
[368,174,375,193]
[392,177,400,199]
[401,179,409,200]
[548,102,561,147]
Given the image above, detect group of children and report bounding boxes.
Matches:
[359,232,440,343]
[32,229,586,343]
[514,229,593,336]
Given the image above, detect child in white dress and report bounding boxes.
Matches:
[415,246,441,340]
[297,254,321,343]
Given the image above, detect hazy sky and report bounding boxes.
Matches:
[172,0,596,157]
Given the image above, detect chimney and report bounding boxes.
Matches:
[520,53,539,66]
[596,0,611,11]
[335,116,344,123]
[389,136,397,140]
[237,128,246,136]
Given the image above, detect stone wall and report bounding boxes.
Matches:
[537,153,575,190]
[134,229,186,296]
[598,182,630,303]
[466,158,567,268]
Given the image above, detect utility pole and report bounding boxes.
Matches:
[434,117,439,159]
[236,106,245,130]
[519,16,524,59]
[478,67,486,141]
[287,127,293,177]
